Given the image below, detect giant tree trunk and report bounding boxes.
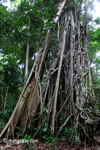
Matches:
[0,0,95,142]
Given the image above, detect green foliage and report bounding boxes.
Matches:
[88,24,100,100]
[59,116,78,143]
[65,1,74,9]
[41,124,57,150]
[22,134,34,150]
[24,134,32,140]
[47,135,57,150]
[40,119,50,141]
[0,110,13,130]
[43,106,49,113]
[59,126,77,144]
[15,126,23,136]
[95,17,100,25]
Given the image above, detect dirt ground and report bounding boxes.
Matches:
[0,139,100,150]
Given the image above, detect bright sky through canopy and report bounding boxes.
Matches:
[3,0,100,19]
[93,1,100,19]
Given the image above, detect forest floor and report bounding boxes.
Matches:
[0,138,100,150]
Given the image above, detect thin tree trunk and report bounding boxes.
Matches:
[1,54,5,110]
[25,41,30,80]
[4,86,9,111]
